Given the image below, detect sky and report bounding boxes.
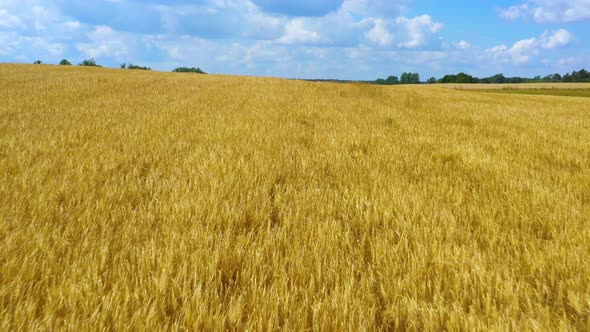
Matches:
[0,0,588,80]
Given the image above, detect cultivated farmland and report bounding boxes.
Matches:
[1,64,589,330]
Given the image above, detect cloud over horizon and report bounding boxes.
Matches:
[0,0,587,79]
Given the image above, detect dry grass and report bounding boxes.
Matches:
[1,64,589,330]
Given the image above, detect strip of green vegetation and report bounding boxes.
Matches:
[478,89,590,98]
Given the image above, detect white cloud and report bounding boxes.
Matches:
[486,29,573,65]
[395,15,443,48]
[0,9,25,29]
[267,3,443,50]
[365,19,392,47]
[455,40,471,49]
[539,29,573,48]
[32,6,52,32]
[0,31,19,55]
[63,21,81,30]
[76,26,130,59]
[363,14,443,49]
[278,19,321,44]
[500,4,528,20]
[500,0,590,22]
[242,7,284,40]
[31,37,65,56]
[341,0,412,17]
[509,38,537,64]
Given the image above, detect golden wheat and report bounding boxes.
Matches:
[1,64,589,330]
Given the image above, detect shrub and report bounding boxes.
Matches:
[79,58,102,67]
[173,67,206,74]
[59,59,72,66]
[33,60,43,65]
[127,64,152,71]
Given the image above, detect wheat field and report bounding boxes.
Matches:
[1,64,589,330]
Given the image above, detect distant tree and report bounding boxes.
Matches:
[79,58,102,67]
[59,59,72,65]
[33,60,43,65]
[400,72,420,84]
[374,75,399,85]
[438,73,477,84]
[561,69,590,82]
[400,72,409,83]
[120,63,126,69]
[127,64,152,70]
[372,67,589,86]
[577,69,589,82]
[488,73,506,84]
[385,75,399,84]
[505,76,525,84]
[173,67,206,74]
[426,77,437,84]
[439,74,457,83]
[456,73,477,83]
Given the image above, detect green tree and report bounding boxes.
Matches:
[400,72,409,83]
[79,58,101,67]
[455,72,477,83]
[127,64,152,70]
[426,77,437,84]
[385,75,399,85]
[33,60,43,65]
[173,67,206,74]
[400,72,420,84]
[59,59,72,65]
[576,69,589,82]
[488,74,506,84]
[439,74,457,83]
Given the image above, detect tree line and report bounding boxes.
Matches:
[375,72,421,85]
[31,58,588,83]
[374,69,590,85]
[33,58,206,74]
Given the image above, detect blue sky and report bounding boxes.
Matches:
[0,0,588,79]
